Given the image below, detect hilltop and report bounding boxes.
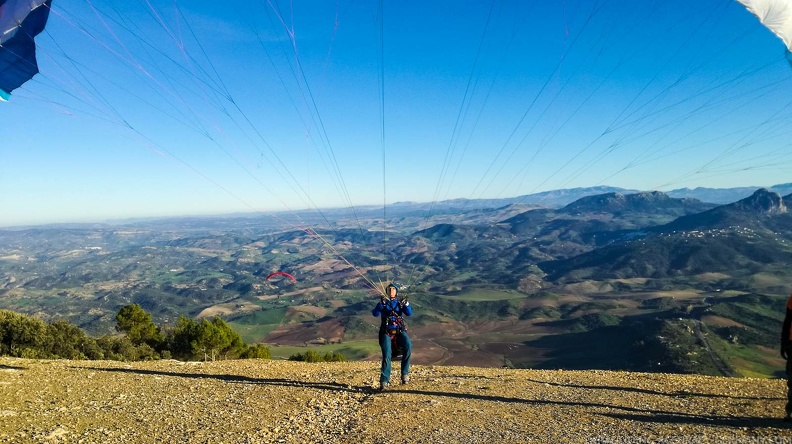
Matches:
[0,357,790,443]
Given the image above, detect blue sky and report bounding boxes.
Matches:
[1,0,791,227]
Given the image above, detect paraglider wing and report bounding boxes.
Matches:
[0,0,52,101]
[265,271,297,283]
[737,0,792,52]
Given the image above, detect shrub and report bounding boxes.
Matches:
[0,310,48,357]
[323,351,346,362]
[241,344,271,359]
[116,304,164,347]
[289,349,346,362]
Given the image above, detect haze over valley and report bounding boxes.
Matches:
[2,184,791,378]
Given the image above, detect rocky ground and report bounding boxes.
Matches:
[1,357,791,443]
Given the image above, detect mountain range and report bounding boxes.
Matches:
[382,182,792,211]
[1,184,791,377]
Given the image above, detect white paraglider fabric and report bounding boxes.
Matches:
[738,0,792,52]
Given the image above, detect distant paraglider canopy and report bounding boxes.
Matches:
[0,0,52,101]
[265,271,296,284]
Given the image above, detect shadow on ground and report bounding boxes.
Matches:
[0,364,26,370]
[524,378,784,401]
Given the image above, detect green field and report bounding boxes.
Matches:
[230,323,281,345]
[6,291,66,309]
[707,333,781,378]
[227,307,289,344]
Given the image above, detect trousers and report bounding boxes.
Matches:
[379,330,412,383]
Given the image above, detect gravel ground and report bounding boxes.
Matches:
[1,357,791,443]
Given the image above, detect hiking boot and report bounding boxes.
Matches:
[378,382,389,391]
[401,374,410,385]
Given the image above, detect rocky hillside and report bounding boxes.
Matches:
[0,357,790,443]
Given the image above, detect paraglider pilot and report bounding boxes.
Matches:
[372,283,412,391]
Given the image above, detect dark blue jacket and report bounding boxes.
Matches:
[372,298,413,317]
[373,298,413,334]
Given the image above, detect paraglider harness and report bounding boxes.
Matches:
[386,311,405,336]
[382,299,408,359]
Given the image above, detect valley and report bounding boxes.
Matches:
[1,185,791,377]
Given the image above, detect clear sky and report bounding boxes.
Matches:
[1,0,791,227]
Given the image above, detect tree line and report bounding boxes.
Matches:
[0,304,271,361]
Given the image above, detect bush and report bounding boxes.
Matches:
[116,304,164,347]
[0,310,48,357]
[305,351,321,362]
[241,344,271,359]
[167,315,246,361]
[323,351,346,362]
[96,336,141,361]
[46,320,104,360]
[136,343,159,361]
[289,349,346,362]
[0,307,257,363]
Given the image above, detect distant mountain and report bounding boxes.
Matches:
[560,191,712,216]
[659,188,787,232]
[407,191,720,283]
[504,191,714,241]
[389,186,638,212]
[538,231,792,282]
[509,186,641,207]
[385,183,791,214]
[383,182,790,215]
[667,183,792,205]
[538,189,792,282]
